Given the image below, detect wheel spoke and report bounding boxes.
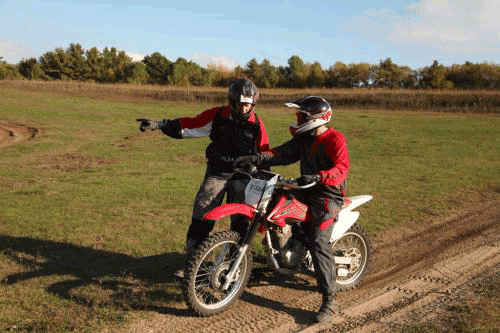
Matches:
[185,232,251,314]
[332,229,369,286]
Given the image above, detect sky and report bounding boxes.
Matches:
[1,0,499,70]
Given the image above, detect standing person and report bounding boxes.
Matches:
[137,78,270,255]
[234,96,349,323]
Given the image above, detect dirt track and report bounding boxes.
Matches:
[0,120,39,147]
[108,195,499,333]
[2,122,499,332]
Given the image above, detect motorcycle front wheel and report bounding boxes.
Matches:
[181,230,252,316]
[332,223,372,291]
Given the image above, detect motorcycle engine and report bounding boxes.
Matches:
[271,224,307,269]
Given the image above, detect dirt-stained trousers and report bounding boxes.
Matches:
[186,163,249,244]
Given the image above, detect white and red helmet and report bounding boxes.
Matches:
[286,96,333,135]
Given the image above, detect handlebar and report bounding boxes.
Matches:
[233,167,317,190]
[278,177,317,189]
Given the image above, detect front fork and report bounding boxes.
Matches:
[221,212,263,290]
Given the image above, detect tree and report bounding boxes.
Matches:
[170,57,203,86]
[0,57,21,80]
[307,62,325,87]
[18,58,38,80]
[326,61,350,87]
[39,48,71,80]
[143,52,172,84]
[128,62,148,84]
[66,43,87,81]
[100,47,133,83]
[349,63,373,87]
[85,47,103,82]
[245,58,260,83]
[421,60,453,89]
[205,63,232,86]
[286,55,307,87]
[232,65,245,80]
[258,59,280,88]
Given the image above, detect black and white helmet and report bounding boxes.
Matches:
[286,96,333,135]
[228,78,259,121]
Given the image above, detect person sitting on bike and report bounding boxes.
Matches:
[137,78,270,257]
[234,96,349,323]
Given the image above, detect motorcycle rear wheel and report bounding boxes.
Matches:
[332,223,372,291]
[181,230,252,316]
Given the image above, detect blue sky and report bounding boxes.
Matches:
[1,0,499,70]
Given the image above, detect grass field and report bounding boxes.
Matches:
[0,86,499,332]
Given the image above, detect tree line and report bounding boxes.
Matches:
[1,43,500,89]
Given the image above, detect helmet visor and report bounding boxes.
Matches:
[239,95,256,104]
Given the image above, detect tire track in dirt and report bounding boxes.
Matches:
[105,196,500,333]
[0,120,39,147]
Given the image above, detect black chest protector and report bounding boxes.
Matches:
[209,108,260,157]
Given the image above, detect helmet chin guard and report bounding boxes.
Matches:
[285,96,332,135]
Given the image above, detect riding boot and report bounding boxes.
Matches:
[174,237,200,279]
[315,295,338,323]
[175,218,215,279]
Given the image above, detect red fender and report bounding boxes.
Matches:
[203,203,256,221]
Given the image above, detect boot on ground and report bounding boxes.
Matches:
[315,296,338,323]
[174,238,200,279]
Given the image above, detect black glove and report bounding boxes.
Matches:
[159,119,182,139]
[136,118,160,132]
[296,174,320,186]
[233,155,259,169]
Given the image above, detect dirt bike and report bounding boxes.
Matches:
[181,167,373,316]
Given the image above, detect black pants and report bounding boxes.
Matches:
[295,191,344,298]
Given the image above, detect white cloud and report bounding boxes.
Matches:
[0,38,37,63]
[352,0,500,54]
[424,0,455,17]
[476,1,500,30]
[126,52,145,62]
[190,53,239,69]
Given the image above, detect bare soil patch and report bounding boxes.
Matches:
[0,120,39,148]
[102,191,500,333]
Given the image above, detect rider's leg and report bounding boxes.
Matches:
[185,170,231,247]
[227,176,250,238]
[175,169,230,278]
[185,219,216,252]
[306,195,343,323]
[308,222,339,323]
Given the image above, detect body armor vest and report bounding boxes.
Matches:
[205,109,260,171]
[209,109,260,156]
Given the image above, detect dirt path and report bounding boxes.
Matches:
[0,120,39,148]
[106,197,499,333]
[2,120,498,332]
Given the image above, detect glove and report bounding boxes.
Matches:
[296,174,321,186]
[233,155,259,169]
[137,118,160,132]
[160,119,182,139]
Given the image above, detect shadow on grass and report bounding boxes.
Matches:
[0,235,319,322]
[0,235,193,316]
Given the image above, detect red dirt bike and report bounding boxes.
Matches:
[181,168,373,316]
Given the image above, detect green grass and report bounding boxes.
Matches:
[0,87,499,332]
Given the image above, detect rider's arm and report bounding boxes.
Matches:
[160,107,221,139]
[261,138,301,166]
[317,131,350,186]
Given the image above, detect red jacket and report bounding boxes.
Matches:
[176,106,269,153]
[264,128,349,196]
